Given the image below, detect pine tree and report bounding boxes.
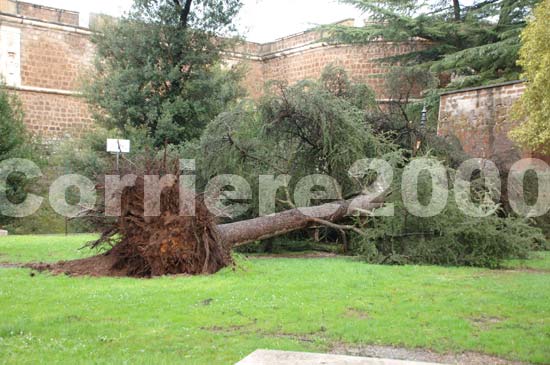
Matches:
[328,0,541,89]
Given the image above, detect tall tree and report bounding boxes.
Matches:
[85,0,244,146]
[0,86,36,228]
[0,86,25,162]
[328,0,541,89]
[509,0,550,154]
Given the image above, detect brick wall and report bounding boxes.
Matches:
[261,43,418,98]
[15,2,79,26]
[0,1,79,26]
[232,31,424,99]
[437,81,549,169]
[20,24,94,91]
[17,90,94,138]
[0,2,421,140]
[0,9,94,139]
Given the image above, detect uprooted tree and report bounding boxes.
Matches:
[33,158,384,277]
[33,68,389,277]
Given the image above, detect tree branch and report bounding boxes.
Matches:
[309,217,368,237]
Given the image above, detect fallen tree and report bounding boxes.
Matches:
[219,195,383,247]
[29,172,383,278]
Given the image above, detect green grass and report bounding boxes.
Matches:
[0,235,549,364]
[0,234,98,263]
[503,251,550,271]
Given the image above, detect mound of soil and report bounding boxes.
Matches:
[27,253,126,277]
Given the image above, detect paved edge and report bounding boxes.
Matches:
[236,350,447,365]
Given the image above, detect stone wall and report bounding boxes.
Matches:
[20,23,94,91]
[17,90,93,138]
[437,81,549,169]
[0,8,94,139]
[231,24,424,100]
[0,1,420,140]
[11,1,79,26]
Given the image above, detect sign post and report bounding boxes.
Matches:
[106,139,131,172]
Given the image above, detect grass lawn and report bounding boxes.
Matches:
[0,235,549,364]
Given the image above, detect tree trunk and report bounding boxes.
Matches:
[452,0,461,21]
[173,0,193,28]
[218,195,383,247]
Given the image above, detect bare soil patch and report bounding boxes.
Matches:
[26,252,127,277]
[331,343,528,365]
[345,307,370,319]
[469,316,504,330]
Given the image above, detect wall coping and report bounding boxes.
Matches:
[0,11,91,34]
[439,79,526,97]
[6,84,82,96]
[273,18,354,42]
[14,1,79,17]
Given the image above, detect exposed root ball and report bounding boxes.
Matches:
[110,186,231,277]
[35,160,233,278]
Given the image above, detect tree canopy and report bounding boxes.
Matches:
[0,86,25,162]
[509,0,550,154]
[85,0,244,147]
[327,0,541,89]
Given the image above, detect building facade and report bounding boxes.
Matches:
[2,0,541,167]
[0,1,422,140]
[0,0,95,139]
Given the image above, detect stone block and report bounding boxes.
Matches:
[236,350,445,365]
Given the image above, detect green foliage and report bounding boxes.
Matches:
[0,86,43,229]
[52,126,156,180]
[85,0,245,147]
[328,0,541,89]
[0,87,25,162]
[3,205,93,235]
[350,156,545,268]
[4,126,160,235]
[193,66,396,217]
[509,0,550,154]
[234,237,339,254]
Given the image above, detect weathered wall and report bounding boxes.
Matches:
[232,25,423,99]
[17,90,93,137]
[11,1,79,26]
[260,43,416,98]
[437,81,549,168]
[0,1,420,140]
[0,1,94,139]
[19,23,94,91]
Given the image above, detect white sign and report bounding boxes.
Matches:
[106,139,130,153]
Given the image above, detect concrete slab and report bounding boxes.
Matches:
[236,350,446,365]
[0,230,7,237]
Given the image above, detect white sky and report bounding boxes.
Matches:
[23,0,365,43]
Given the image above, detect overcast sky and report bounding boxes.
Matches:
[24,0,364,43]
